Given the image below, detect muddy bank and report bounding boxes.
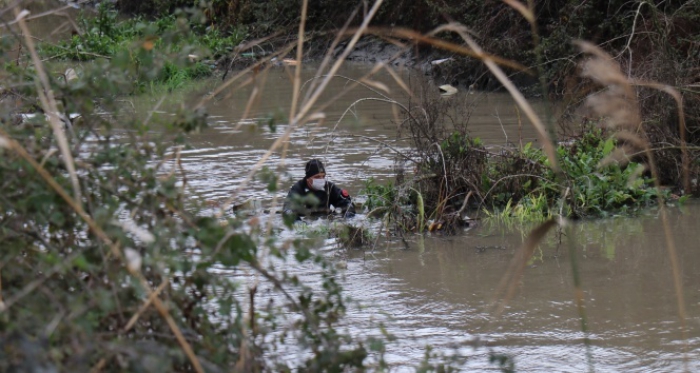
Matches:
[220,33,538,96]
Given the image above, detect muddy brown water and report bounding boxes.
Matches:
[156,64,699,371]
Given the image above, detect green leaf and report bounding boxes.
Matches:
[73,255,90,270]
[602,137,615,156]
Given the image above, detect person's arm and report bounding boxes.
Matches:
[328,182,355,217]
[282,182,304,220]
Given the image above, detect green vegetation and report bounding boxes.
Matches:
[39,3,245,91]
[332,224,374,249]
[485,129,661,220]
[363,128,663,228]
[2,0,696,371]
[1,5,401,373]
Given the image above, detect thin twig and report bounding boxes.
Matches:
[476,173,555,217]
[0,243,85,312]
[432,142,449,194]
[175,146,188,191]
[0,130,206,373]
[16,8,83,206]
[322,97,406,154]
[124,279,170,332]
[0,268,3,309]
[217,0,386,217]
[346,134,415,162]
[89,358,107,373]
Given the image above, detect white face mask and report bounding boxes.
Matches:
[310,178,326,191]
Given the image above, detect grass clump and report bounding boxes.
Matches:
[332,224,374,249]
[483,128,661,220]
[363,88,666,230]
[38,3,246,91]
[1,3,390,371]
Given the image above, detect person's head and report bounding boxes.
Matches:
[305,159,326,191]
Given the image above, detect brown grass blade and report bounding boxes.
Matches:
[289,0,309,122]
[631,81,690,194]
[492,219,558,317]
[502,0,534,23]
[360,26,531,73]
[0,130,206,373]
[359,78,391,94]
[438,23,558,171]
[577,42,689,368]
[382,64,413,98]
[15,7,82,206]
[302,5,360,103]
[123,279,170,332]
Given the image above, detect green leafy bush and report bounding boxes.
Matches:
[0,6,377,372]
[38,3,244,91]
[483,129,662,220]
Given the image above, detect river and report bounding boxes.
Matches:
[5,1,699,371]
[146,64,700,372]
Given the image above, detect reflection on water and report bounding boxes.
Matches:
[347,206,700,371]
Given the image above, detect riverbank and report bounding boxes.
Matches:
[18,0,700,219]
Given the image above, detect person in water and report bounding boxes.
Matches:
[283,159,355,219]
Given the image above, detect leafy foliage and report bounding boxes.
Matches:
[0,5,376,373]
[360,177,398,212]
[39,3,246,91]
[386,91,664,226]
[484,129,662,220]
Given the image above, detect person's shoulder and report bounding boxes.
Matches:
[289,179,307,192]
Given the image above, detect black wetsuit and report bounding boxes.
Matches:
[282,179,355,218]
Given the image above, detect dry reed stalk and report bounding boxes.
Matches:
[446,22,559,171]
[217,0,385,217]
[630,81,690,193]
[289,0,308,122]
[88,358,107,373]
[123,279,170,332]
[0,268,3,309]
[363,23,558,170]
[261,0,310,236]
[361,26,530,72]
[491,219,558,317]
[239,79,262,126]
[294,0,385,120]
[565,222,595,372]
[15,8,82,206]
[576,41,689,368]
[502,0,534,23]
[0,2,87,29]
[0,130,206,373]
[382,64,414,98]
[302,6,361,103]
